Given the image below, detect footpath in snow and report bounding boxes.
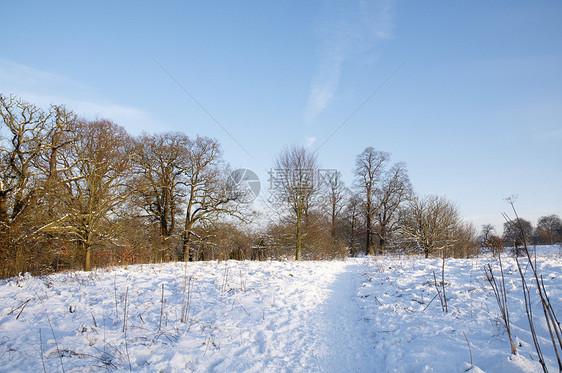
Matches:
[0,251,561,372]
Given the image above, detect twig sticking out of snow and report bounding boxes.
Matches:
[39,328,47,373]
[422,292,440,312]
[122,287,129,333]
[505,199,562,372]
[114,274,119,322]
[46,311,66,373]
[432,271,446,313]
[8,298,31,320]
[159,283,165,331]
[483,252,516,355]
[463,331,473,369]
[221,263,230,293]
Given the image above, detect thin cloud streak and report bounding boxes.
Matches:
[304,0,394,125]
[0,59,160,134]
[305,136,317,148]
[0,59,86,94]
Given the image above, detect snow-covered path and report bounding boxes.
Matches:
[1,252,561,372]
[315,262,377,372]
[187,260,375,372]
[0,259,379,372]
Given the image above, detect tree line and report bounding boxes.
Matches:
[1,94,557,278]
[0,94,244,277]
[481,214,562,254]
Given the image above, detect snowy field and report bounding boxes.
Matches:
[0,246,561,372]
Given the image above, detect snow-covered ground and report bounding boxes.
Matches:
[0,246,561,372]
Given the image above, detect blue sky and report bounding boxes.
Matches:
[2,1,561,233]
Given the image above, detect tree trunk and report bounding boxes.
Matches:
[365,203,372,255]
[14,240,23,275]
[84,243,91,271]
[366,223,373,256]
[350,217,356,257]
[0,192,9,226]
[378,224,387,254]
[331,199,336,238]
[296,214,302,261]
[182,229,192,262]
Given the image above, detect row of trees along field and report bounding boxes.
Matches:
[480,215,562,251]
[1,94,558,278]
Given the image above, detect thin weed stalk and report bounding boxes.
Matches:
[114,274,119,322]
[516,257,546,371]
[39,328,47,373]
[505,198,562,372]
[159,283,164,331]
[122,287,129,333]
[180,264,188,323]
[181,276,194,324]
[123,322,132,371]
[221,263,229,293]
[463,331,473,369]
[46,312,65,373]
[484,245,516,354]
[14,299,30,320]
[432,270,445,313]
[441,250,448,313]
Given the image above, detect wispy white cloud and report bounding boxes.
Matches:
[0,59,85,93]
[305,136,317,148]
[303,0,395,125]
[0,59,160,134]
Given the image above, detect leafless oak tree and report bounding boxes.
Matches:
[398,195,461,258]
[272,145,319,260]
[354,147,389,255]
[342,192,363,256]
[0,94,77,276]
[55,119,133,271]
[181,136,244,261]
[536,214,561,245]
[374,162,413,252]
[131,132,192,260]
[133,133,190,238]
[323,170,348,239]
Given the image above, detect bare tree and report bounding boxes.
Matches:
[536,214,562,245]
[133,133,189,237]
[503,217,533,255]
[452,221,478,258]
[132,132,191,260]
[480,224,495,246]
[181,136,244,261]
[374,162,413,253]
[354,147,389,255]
[398,195,475,313]
[0,94,77,276]
[398,195,461,258]
[323,170,348,239]
[342,192,363,256]
[272,145,319,260]
[0,94,51,230]
[55,119,133,271]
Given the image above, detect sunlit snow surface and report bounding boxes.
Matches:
[0,246,561,372]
